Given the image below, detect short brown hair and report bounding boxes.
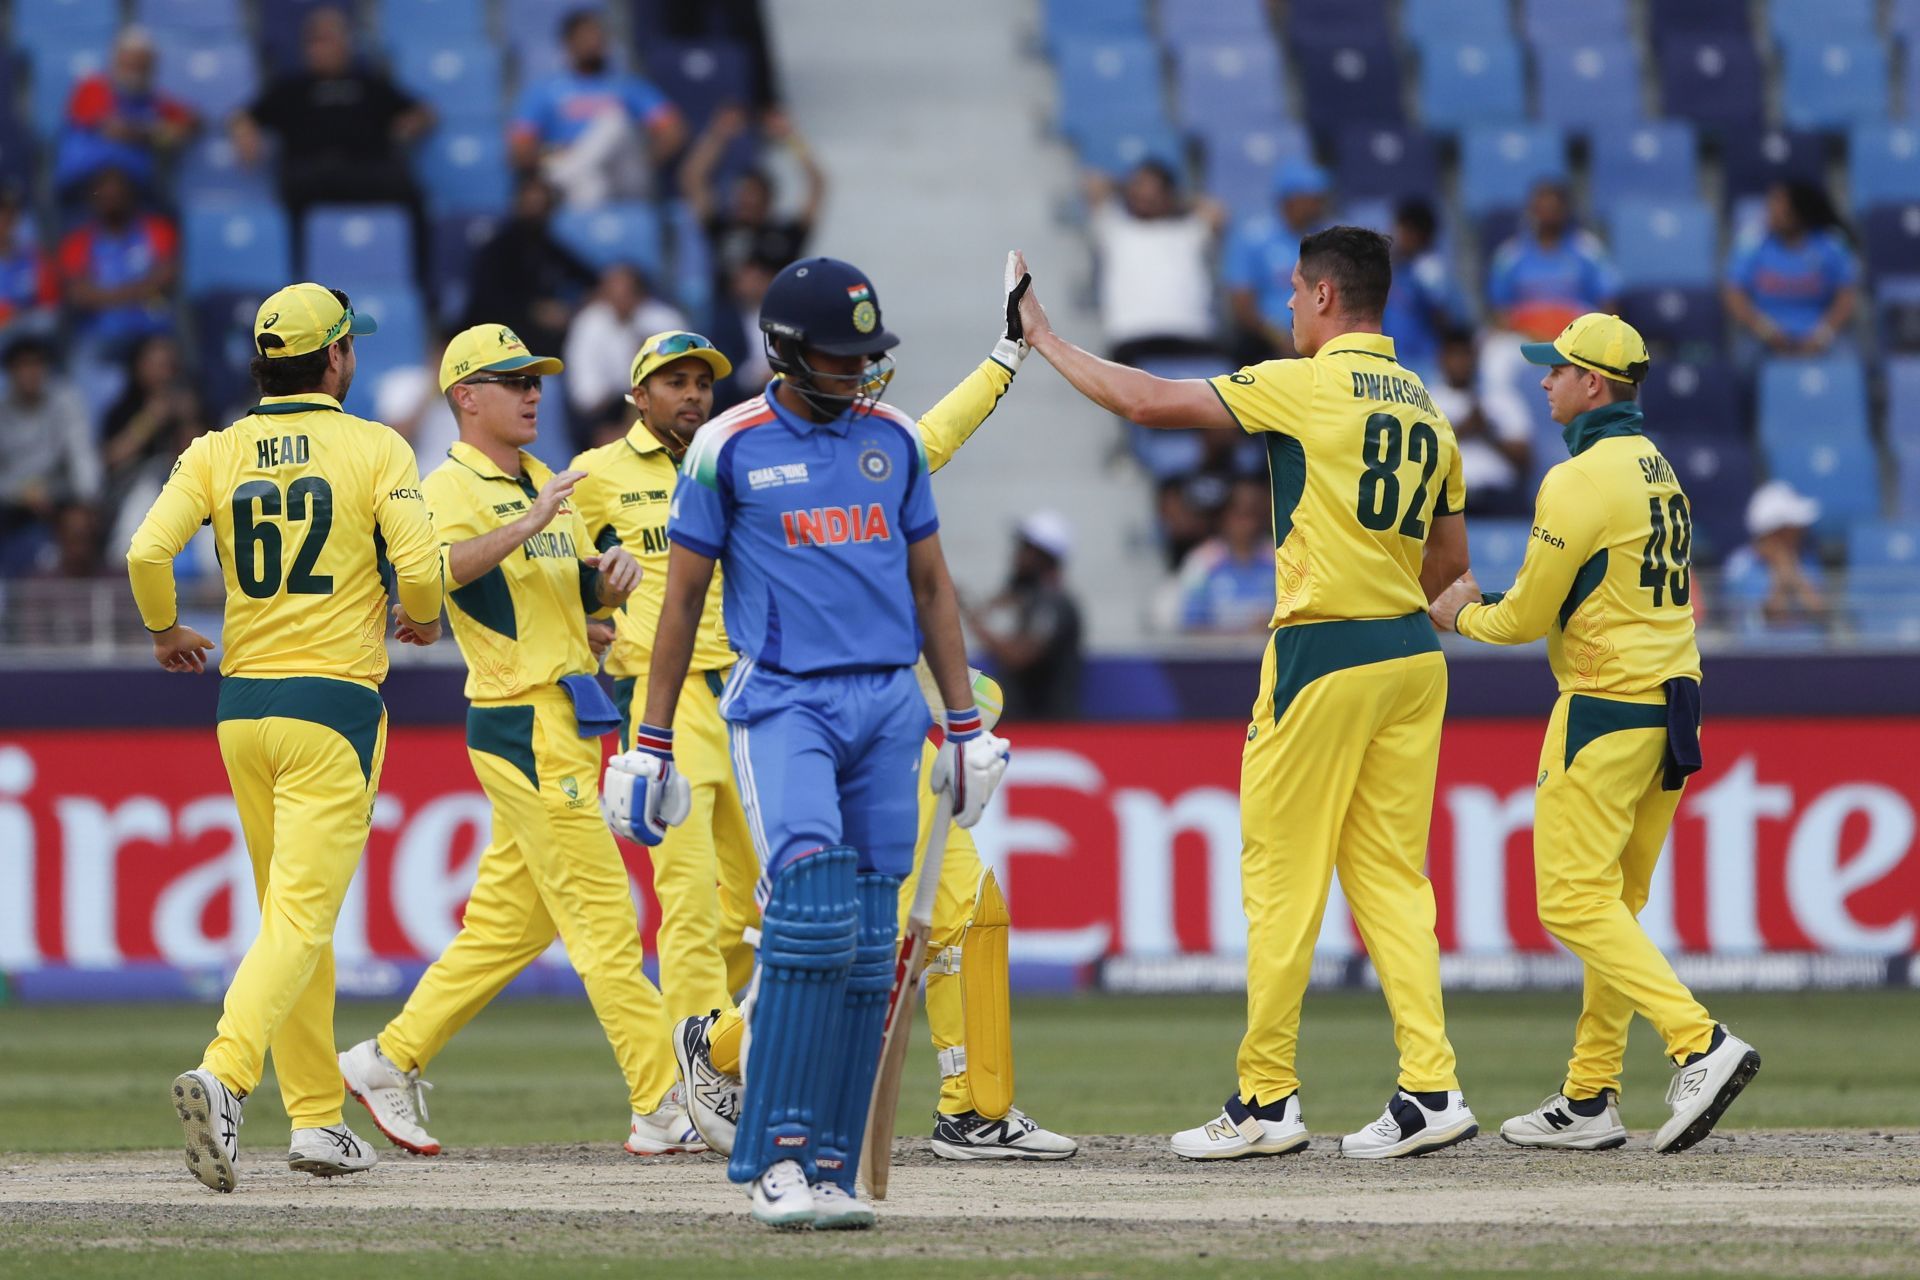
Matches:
[1297,225,1393,321]
[250,341,340,397]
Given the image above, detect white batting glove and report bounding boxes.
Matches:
[602,723,691,846]
[992,250,1032,372]
[930,707,1011,830]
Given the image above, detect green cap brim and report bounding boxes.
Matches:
[1519,341,1566,367]
[348,311,377,336]
[474,354,565,378]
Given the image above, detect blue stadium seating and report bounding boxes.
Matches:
[1657,35,1765,136]
[1850,125,1920,210]
[1607,200,1718,289]
[552,202,665,274]
[1658,0,1752,35]
[644,40,756,131]
[339,288,430,415]
[1285,0,1388,41]
[429,211,499,323]
[14,0,117,45]
[664,198,712,336]
[1291,34,1404,138]
[1771,0,1877,48]
[1466,518,1532,593]
[26,36,108,138]
[1077,117,1185,178]
[1667,437,1755,564]
[1534,39,1644,134]
[502,0,583,43]
[304,205,413,291]
[1895,0,1920,42]
[1458,124,1566,216]
[153,39,260,123]
[1417,37,1526,133]
[137,0,245,29]
[0,123,36,194]
[1044,0,1150,52]
[1174,43,1286,134]
[184,201,293,296]
[1764,437,1883,539]
[192,289,267,414]
[1845,521,1920,642]
[1523,0,1628,42]
[1906,45,1920,118]
[1888,358,1920,452]
[1055,39,1164,144]
[380,0,488,34]
[261,0,352,74]
[1199,123,1312,220]
[1621,287,1727,355]
[1156,0,1267,49]
[1756,356,1871,456]
[1864,203,1920,284]
[394,41,504,124]
[1590,123,1699,201]
[1403,0,1511,45]
[1780,40,1890,134]
[1720,128,1827,201]
[417,124,512,215]
[1334,125,1440,201]
[175,135,274,204]
[1639,356,1744,436]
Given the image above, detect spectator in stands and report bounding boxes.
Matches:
[966,511,1083,721]
[509,7,687,208]
[1225,159,1333,364]
[1721,481,1829,642]
[54,27,197,195]
[462,176,597,357]
[233,7,434,285]
[1725,182,1859,360]
[99,334,200,514]
[683,106,824,289]
[1155,473,1226,572]
[0,191,58,332]
[56,167,178,357]
[1087,159,1225,367]
[562,263,688,419]
[1428,330,1532,516]
[37,501,108,579]
[0,336,99,575]
[1383,197,1469,383]
[711,253,778,408]
[1175,478,1276,635]
[1487,180,1620,340]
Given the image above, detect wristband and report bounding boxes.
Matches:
[990,336,1026,373]
[945,706,983,741]
[632,722,675,756]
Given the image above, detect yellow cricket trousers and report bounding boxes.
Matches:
[1535,692,1716,1098]
[379,686,676,1116]
[204,675,387,1130]
[614,667,760,1020]
[1237,613,1458,1106]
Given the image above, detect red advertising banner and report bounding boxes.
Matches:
[1,720,1916,979]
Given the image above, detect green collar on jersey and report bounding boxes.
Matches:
[1562,401,1645,458]
[249,399,342,416]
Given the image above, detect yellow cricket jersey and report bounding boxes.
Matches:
[426,441,609,703]
[1209,334,1465,627]
[1455,402,1702,696]
[569,356,1016,680]
[127,393,442,688]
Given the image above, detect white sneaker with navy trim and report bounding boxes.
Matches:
[1500,1090,1627,1150]
[1340,1089,1477,1159]
[289,1124,379,1176]
[749,1158,815,1228]
[625,1082,707,1155]
[809,1180,875,1230]
[1655,1026,1761,1153]
[1170,1092,1309,1160]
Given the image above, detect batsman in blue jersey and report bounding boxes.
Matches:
[601,256,1011,1229]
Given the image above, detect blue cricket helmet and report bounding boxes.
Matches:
[759,257,900,356]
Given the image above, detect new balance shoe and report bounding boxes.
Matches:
[1500,1090,1627,1151]
[339,1038,439,1155]
[749,1158,815,1228]
[809,1180,875,1230]
[289,1124,379,1177]
[1170,1092,1309,1160]
[672,1011,740,1156]
[171,1067,244,1193]
[930,1107,1079,1161]
[625,1082,707,1155]
[1655,1026,1761,1153]
[1340,1089,1477,1159]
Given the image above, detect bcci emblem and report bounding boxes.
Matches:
[858,448,892,482]
[852,300,878,334]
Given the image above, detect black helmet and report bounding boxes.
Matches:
[760,256,898,417]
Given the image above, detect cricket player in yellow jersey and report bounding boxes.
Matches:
[1009,231,1479,1160]
[336,324,701,1158]
[129,283,443,1191]
[1430,315,1761,1154]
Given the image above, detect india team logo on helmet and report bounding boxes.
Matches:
[848,282,877,334]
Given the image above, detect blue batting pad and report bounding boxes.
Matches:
[814,872,902,1192]
[728,846,858,1185]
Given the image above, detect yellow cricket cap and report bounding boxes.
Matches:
[1520,312,1651,384]
[626,330,733,402]
[439,323,565,392]
[253,282,375,359]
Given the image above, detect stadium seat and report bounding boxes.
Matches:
[1285,0,1388,41]
[1523,0,1628,43]
[261,0,351,74]
[1656,35,1765,136]
[1877,277,1920,356]
[1467,518,1532,593]
[1621,287,1727,356]
[1656,0,1752,35]
[644,40,756,131]
[1895,0,1920,42]
[1334,125,1440,201]
[1534,39,1644,135]
[379,0,488,36]
[27,36,108,138]
[1606,200,1717,290]
[1291,34,1404,138]
[1771,0,1876,48]
[0,123,36,195]
[136,0,244,30]
[1055,39,1164,145]
[1719,129,1827,202]
[1666,437,1755,564]
[1864,204,1920,285]
[1589,123,1699,201]
[1458,124,1566,216]
[394,41,504,123]
[184,201,293,297]
[1416,37,1526,133]
[193,289,267,415]
[304,205,413,292]
[1764,437,1883,540]
[1639,357,1744,437]
[1844,521,1920,643]
[1199,123,1312,220]
[417,124,512,215]
[339,288,430,416]
[1780,40,1890,134]
[1756,356,1871,456]
[502,0,582,42]
[663,197,712,336]
[14,0,117,49]
[429,211,499,324]
[1850,125,1920,210]
[1404,0,1511,45]
[1174,43,1286,134]
[1156,0,1267,49]
[174,135,274,204]
[552,202,665,274]
[1043,0,1150,53]
[153,39,259,123]
[1076,116,1185,179]
[1888,358,1920,453]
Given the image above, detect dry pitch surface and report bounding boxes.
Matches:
[4,1131,1918,1278]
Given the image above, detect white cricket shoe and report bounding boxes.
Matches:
[749,1158,815,1228]
[672,1011,740,1155]
[930,1107,1079,1160]
[1170,1092,1309,1160]
[1500,1090,1627,1151]
[289,1124,380,1177]
[1655,1026,1761,1153]
[1341,1089,1478,1159]
[809,1180,875,1231]
[625,1082,707,1155]
[171,1068,244,1193]
[339,1038,440,1155]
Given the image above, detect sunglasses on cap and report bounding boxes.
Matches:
[464,373,543,392]
[643,332,717,358]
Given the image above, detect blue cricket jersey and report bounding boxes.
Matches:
[669,384,941,675]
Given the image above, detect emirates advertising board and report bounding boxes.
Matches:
[1,720,1916,998]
